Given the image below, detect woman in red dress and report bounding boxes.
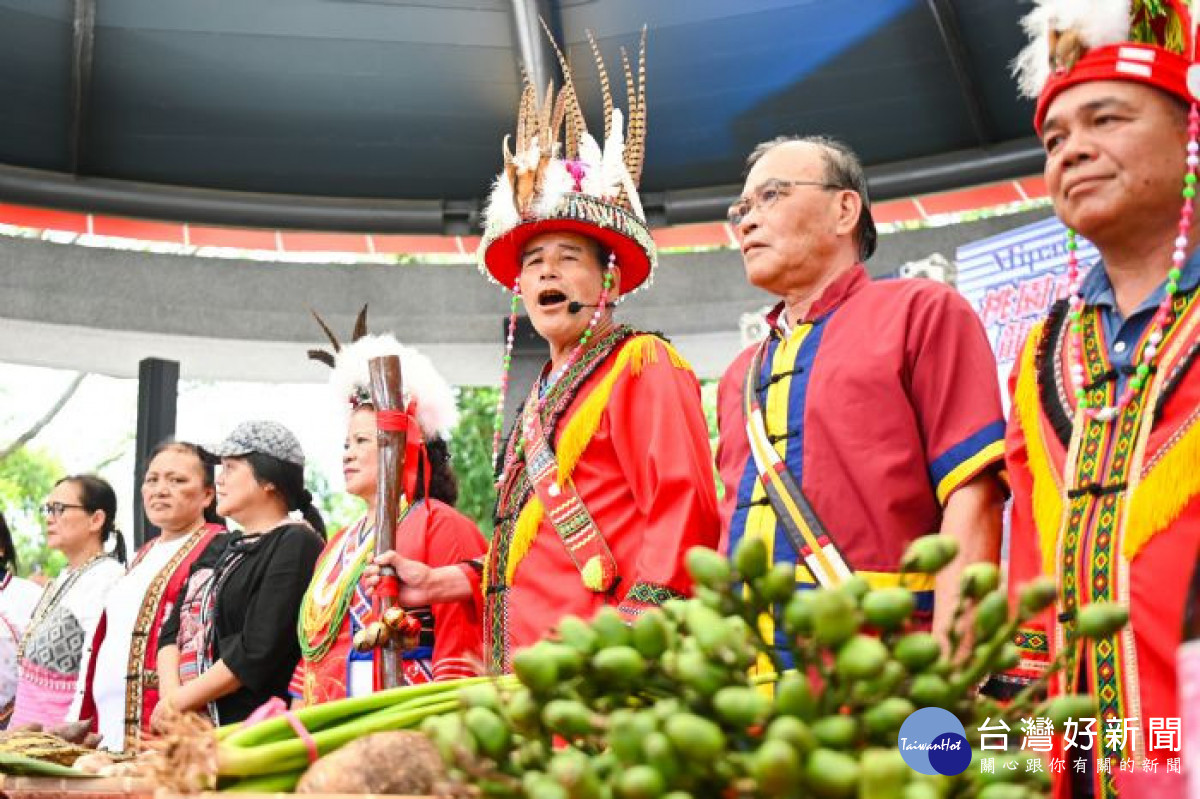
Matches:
[291,330,486,705]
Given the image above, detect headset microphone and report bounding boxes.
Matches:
[567,301,601,314]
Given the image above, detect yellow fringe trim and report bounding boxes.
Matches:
[495,335,692,587]
[1124,417,1200,560]
[502,498,544,586]
[1012,321,1064,576]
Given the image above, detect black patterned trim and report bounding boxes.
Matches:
[1036,299,1075,448]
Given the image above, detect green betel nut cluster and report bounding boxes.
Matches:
[428,535,1127,799]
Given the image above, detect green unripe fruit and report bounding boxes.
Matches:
[548,750,601,799]
[759,561,799,604]
[713,685,771,728]
[1075,602,1129,639]
[542,699,595,738]
[545,642,584,679]
[642,731,681,785]
[900,535,959,574]
[805,748,861,798]
[836,634,890,680]
[632,611,672,659]
[784,591,817,635]
[734,536,769,580]
[765,715,816,754]
[506,687,540,732]
[513,644,560,694]
[774,670,818,720]
[908,673,952,708]
[525,776,570,799]
[862,587,916,630]
[675,648,726,697]
[752,738,802,796]
[664,713,726,762]
[993,642,1021,672]
[463,706,510,758]
[812,590,860,647]
[972,590,1010,641]
[860,748,910,799]
[592,606,632,648]
[1018,576,1059,617]
[893,632,942,672]
[812,715,859,750]
[556,615,599,655]
[901,783,940,799]
[1043,694,1097,727]
[593,645,648,684]
[685,546,732,587]
[662,794,693,799]
[458,682,502,712]
[610,710,656,764]
[977,785,1034,799]
[617,765,666,799]
[959,562,1000,600]
[838,575,873,603]
[863,697,915,741]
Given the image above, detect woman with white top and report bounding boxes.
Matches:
[10,476,125,728]
[0,512,43,728]
[73,441,224,751]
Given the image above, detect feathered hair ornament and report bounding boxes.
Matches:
[308,306,459,439]
[479,23,657,296]
[1015,0,1198,132]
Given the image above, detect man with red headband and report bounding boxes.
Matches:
[1008,2,1200,795]
[369,33,720,673]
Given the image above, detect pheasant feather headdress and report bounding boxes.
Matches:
[1015,0,1198,133]
[479,25,656,295]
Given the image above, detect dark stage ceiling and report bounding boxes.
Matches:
[0,0,1043,233]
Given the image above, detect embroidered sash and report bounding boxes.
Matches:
[521,387,619,593]
[742,340,853,587]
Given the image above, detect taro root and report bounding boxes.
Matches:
[295,730,446,795]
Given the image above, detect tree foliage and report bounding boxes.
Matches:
[449,386,499,539]
[0,446,67,578]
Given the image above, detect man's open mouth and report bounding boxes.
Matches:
[538,289,568,307]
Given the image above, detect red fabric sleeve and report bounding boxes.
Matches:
[420,502,487,680]
[606,339,722,619]
[714,347,755,553]
[906,284,1007,504]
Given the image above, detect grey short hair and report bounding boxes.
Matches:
[745,135,878,261]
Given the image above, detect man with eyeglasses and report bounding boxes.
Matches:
[715,135,1006,657]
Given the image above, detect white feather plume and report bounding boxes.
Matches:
[600,109,628,199]
[578,133,605,197]
[1014,0,1131,97]
[534,160,574,217]
[483,171,519,236]
[328,334,459,438]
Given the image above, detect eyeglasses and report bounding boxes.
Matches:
[726,178,844,226]
[40,502,85,519]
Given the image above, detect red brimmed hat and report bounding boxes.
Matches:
[1016,0,1197,134]
[477,28,656,296]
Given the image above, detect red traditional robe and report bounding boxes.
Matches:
[1007,293,1200,799]
[292,499,486,704]
[77,524,223,749]
[472,328,721,672]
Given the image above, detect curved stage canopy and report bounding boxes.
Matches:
[0,208,1053,384]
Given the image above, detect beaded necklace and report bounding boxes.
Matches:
[1064,104,1200,422]
[16,551,107,662]
[491,255,616,467]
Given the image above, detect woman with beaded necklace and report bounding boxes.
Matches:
[291,324,484,705]
[11,475,125,728]
[72,441,225,751]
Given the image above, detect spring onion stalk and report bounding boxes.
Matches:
[223,675,502,749]
[220,769,303,793]
[218,697,461,777]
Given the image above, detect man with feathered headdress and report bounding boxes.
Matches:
[370,29,720,673]
[1008,1,1200,795]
